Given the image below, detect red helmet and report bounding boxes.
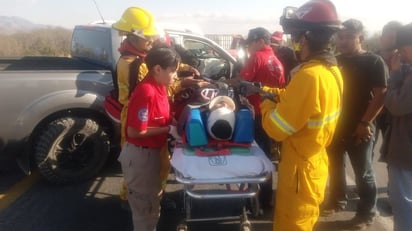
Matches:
[280,0,342,34]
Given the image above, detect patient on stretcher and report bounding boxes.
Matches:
[172,95,273,179]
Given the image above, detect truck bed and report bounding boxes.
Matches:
[0,56,109,72]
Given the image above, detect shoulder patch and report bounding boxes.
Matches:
[137,108,148,122]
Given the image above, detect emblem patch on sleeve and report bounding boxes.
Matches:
[137,108,148,122]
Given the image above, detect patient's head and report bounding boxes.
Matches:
[207,96,236,140]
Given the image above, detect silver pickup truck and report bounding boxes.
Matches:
[0,22,238,184]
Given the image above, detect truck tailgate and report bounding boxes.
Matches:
[0,56,109,71]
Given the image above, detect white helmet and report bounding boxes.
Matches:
[207,96,236,140]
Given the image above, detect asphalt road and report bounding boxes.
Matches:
[0,135,393,231]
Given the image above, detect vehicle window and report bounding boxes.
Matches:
[183,39,230,80]
[71,28,112,65]
[184,40,220,59]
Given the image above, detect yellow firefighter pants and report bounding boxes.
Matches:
[273,145,328,231]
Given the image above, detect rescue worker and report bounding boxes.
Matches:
[112,6,161,207]
[112,6,158,147]
[240,27,286,209]
[118,46,181,231]
[260,1,343,230]
[113,8,205,208]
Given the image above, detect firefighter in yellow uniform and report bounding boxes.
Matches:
[113,7,159,203]
[113,7,155,147]
[260,1,343,230]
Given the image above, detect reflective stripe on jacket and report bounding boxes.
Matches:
[261,59,343,231]
[261,59,343,158]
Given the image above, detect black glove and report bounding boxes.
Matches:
[168,125,182,142]
[239,81,262,96]
[261,92,278,102]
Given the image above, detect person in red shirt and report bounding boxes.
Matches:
[240,27,286,208]
[270,31,299,85]
[117,46,181,231]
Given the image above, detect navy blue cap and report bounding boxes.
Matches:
[246,27,271,44]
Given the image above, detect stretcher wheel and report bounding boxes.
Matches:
[240,221,252,231]
[176,224,188,231]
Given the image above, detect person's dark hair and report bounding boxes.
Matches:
[173,44,200,67]
[145,47,181,71]
[342,18,364,35]
[382,21,402,34]
[396,23,412,48]
[246,27,271,45]
[304,29,336,52]
[152,43,171,49]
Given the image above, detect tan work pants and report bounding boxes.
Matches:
[118,142,162,231]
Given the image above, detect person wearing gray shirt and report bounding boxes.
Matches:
[384,22,412,231]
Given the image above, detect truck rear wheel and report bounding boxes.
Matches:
[34,117,110,184]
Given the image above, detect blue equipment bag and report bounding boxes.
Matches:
[185,108,208,147]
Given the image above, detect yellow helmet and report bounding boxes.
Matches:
[113,7,158,38]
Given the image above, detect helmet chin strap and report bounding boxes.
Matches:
[292,33,305,62]
[294,51,302,63]
[292,41,302,62]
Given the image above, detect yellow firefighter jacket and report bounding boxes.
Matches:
[117,58,187,106]
[117,56,147,106]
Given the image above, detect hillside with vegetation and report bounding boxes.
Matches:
[0,16,382,57]
[0,16,72,57]
[0,27,72,57]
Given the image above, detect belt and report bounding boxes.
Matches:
[128,142,160,149]
[134,145,150,149]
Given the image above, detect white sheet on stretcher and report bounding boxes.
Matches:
[171,142,274,179]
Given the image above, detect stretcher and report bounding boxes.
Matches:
[171,142,274,231]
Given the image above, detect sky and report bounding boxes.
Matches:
[1,0,410,37]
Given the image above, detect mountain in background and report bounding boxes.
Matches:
[0,16,72,56]
[0,16,51,34]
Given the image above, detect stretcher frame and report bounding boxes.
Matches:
[173,167,272,231]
